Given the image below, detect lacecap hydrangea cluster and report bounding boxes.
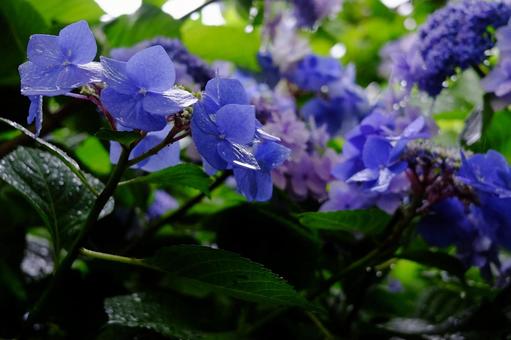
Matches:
[18,20,290,202]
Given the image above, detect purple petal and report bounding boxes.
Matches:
[28,95,43,136]
[362,136,392,169]
[254,141,290,171]
[27,35,63,67]
[372,168,395,192]
[101,88,167,131]
[126,46,175,92]
[204,78,249,106]
[191,102,218,135]
[143,89,197,115]
[100,57,137,95]
[216,104,256,144]
[58,20,97,64]
[56,64,98,89]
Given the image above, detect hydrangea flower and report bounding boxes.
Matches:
[301,64,369,136]
[110,124,180,172]
[100,46,197,131]
[416,0,511,96]
[285,54,342,92]
[291,0,343,28]
[417,197,500,278]
[233,141,290,201]
[110,37,214,89]
[18,20,102,134]
[481,59,511,110]
[191,77,258,171]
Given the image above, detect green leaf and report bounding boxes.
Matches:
[95,128,141,145]
[181,21,260,71]
[121,164,212,195]
[470,109,511,161]
[104,4,181,48]
[298,209,391,234]
[0,147,114,255]
[75,136,112,175]
[26,0,104,24]
[144,245,314,309]
[0,117,99,195]
[105,292,237,339]
[397,250,467,281]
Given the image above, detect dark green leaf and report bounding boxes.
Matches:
[144,245,314,309]
[0,117,99,194]
[0,0,49,84]
[95,128,141,145]
[0,147,113,254]
[104,4,181,48]
[121,164,211,195]
[470,109,511,161]
[398,250,467,281]
[298,209,390,234]
[181,21,260,71]
[105,292,238,339]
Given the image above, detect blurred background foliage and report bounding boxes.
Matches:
[3,0,511,339]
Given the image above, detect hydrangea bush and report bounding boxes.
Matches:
[2,0,511,338]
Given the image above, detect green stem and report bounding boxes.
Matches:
[20,145,132,333]
[80,248,150,268]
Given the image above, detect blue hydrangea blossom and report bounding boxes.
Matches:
[18,20,102,134]
[285,54,342,92]
[100,46,197,131]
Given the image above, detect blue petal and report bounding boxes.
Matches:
[347,168,379,182]
[217,141,259,170]
[191,102,218,135]
[19,62,69,96]
[233,167,273,201]
[56,64,99,89]
[27,34,63,67]
[191,120,227,170]
[371,168,395,193]
[204,78,249,106]
[101,88,167,131]
[27,95,43,136]
[58,20,97,64]
[143,89,197,115]
[254,141,290,171]
[100,57,137,95]
[216,104,256,144]
[126,46,175,92]
[362,136,392,169]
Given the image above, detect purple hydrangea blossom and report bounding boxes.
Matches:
[110,37,214,89]
[322,109,431,213]
[100,46,197,131]
[416,0,511,96]
[386,1,511,97]
[481,59,511,110]
[18,20,102,135]
[147,190,178,219]
[291,0,343,28]
[110,124,180,172]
